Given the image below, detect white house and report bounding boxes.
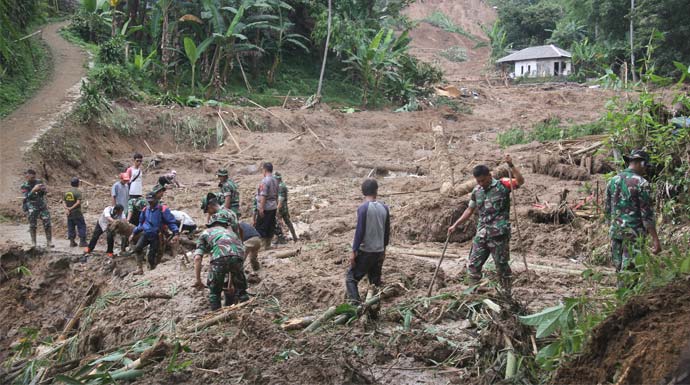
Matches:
[497,45,572,78]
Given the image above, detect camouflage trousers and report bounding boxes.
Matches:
[611,237,642,272]
[207,256,248,307]
[27,206,51,231]
[467,234,511,281]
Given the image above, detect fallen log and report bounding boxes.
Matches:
[185,298,255,332]
[352,161,427,176]
[572,141,603,156]
[127,292,173,300]
[280,316,317,331]
[265,248,300,259]
[118,340,171,372]
[532,155,589,181]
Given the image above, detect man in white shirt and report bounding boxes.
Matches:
[84,204,126,258]
[171,210,196,233]
[126,153,144,199]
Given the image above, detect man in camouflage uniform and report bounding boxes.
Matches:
[448,155,524,294]
[21,169,53,248]
[273,172,298,243]
[127,195,148,226]
[217,169,240,217]
[193,211,249,310]
[605,150,661,276]
[202,193,240,235]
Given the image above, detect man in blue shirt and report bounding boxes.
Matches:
[130,192,179,274]
[346,179,390,305]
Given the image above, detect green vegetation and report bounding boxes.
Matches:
[497,118,605,147]
[492,0,690,79]
[439,46,468,62]
[423,11,481,42]
[65,0,441,116]
[0,1,61,118]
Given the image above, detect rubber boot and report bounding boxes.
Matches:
[45,227,53,248]
[499,276,512,297]
[287,222,298,243]
[224,290,237,306]
[210,301,221,311]
[69,239,78,247]
[134,260,144,275]
[79,239,87,248]
[30,228,37,248]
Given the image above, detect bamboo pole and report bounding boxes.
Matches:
[217,111,242,153]
[427,235,450,296]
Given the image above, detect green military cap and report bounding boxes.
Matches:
[216,169,229,177]
[623,149,650,163]
[274,172,282,181]
[208,210,233,226]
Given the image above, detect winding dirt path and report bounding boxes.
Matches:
[0,21,86,201]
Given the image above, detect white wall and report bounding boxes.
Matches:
[513,59,572,78]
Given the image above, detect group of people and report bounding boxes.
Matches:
[21,148,661,310]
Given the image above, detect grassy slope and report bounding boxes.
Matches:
[0,38,52,119]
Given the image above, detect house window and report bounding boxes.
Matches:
[520,66,524,75]
[527,65,531,75]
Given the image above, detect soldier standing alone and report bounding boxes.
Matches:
[605,149,661,279]
[448,155,524,294]
[21,169,52,248]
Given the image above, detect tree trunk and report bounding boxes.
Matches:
[161,5,170,88]
[630,0,637,82]
[315,0,332,100]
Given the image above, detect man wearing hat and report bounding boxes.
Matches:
[21,169,52,248]
[274,172,298,243]
[112,173,130,216]
[193,211,249,310]
[130,192,180,274]
[64,177,87,247]
[605,149,661,277]
[202,192,240,235]
[217,169,240,217]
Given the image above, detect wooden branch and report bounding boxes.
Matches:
[264,248,300,259]
[282,90,291,109]
[185,298,254,332]
[143,140,156,155]
[217,112,242,153]
[236,54,252,92]
[126,292,173,300]
[572,141,603,156]
[306,125,328,150]
[352,161,427,176]
[14,30,41,42]
[244,98,299,134]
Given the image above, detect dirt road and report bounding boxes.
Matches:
[0,21,86,201]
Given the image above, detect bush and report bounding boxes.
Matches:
[90,64,133,98]
[69,11,108,43]
[98,36,126,65]
[75,80,111,123]
[497,118,605,147]
[100,106,138,136]
[439,46,468,62]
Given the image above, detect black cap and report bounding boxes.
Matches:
[623,149,650,163]
[70,177,80,187]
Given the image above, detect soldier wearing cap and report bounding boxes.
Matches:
[273,172,298,243]
[217,169,240,217]
[193,211,249,310]
[202,192,240,235]
[21,169,52,248]
[605,149,661,277]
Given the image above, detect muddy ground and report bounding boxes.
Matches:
[2,1,687,384]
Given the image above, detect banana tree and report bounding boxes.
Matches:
[263,1,309,85]
[344,28,409,106]
[208,3,265,89]
[183,37,214,94]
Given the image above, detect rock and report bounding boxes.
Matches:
[48,256,71,270]
[440,181,454,195]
